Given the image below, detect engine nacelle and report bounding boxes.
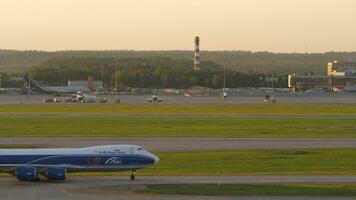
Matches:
[15,167,37,181]
[45,168,66,180]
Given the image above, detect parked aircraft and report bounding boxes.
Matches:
[23,76,97,103]
[23,76,82,95]
[0,145,159,182]
[68,91,96,103]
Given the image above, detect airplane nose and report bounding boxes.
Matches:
[154,156,160,164]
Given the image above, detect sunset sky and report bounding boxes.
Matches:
[0,0,355,52]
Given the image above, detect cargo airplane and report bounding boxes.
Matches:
[0,145,159,182]
[23,76,96,103]
[23,75,82,95]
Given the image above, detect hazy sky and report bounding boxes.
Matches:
[1,0,355,52]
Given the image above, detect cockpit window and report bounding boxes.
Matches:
[137,148,143,150]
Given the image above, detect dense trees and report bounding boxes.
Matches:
[0,71,24,88]
[28,57,286,90]
[2,49,356,75]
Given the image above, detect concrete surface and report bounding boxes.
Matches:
[1,137,356,151]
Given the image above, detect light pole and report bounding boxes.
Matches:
[223,65,226,90]
[222,62,227,99]
[28,72,31,99]
[115,64,118,95]
[114,63,120,103]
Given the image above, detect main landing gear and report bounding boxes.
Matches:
[130,170,136,181]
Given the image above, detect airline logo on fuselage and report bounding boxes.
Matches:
[105,157,122,165]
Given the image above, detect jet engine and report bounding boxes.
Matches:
[45,168,66,180]
[15,167,37,181]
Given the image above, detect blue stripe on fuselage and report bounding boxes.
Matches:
[0,154,154,166]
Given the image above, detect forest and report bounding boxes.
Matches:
[26,57,286,89]
[1,49,356,75]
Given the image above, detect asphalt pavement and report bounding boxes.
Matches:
[1,137,356,151]
[1,175,356,200]
[2,94,356,104]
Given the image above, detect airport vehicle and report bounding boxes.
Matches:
[0,88,20,94]
[146,93,163,103]
[264,94,277,103]
[259,87,290,93]
[221,91,228,99]
[0,145,159,182]
[0,88,6,94]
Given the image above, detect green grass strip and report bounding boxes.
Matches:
[1,104,356,115]
[0,117,356,137]
[140,184,356,196]
[140,149,356,175]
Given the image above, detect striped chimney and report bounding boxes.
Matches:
[194,36,201,70]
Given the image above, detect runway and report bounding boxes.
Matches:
[1,175,356,200]
[1,137,356,151]
[2,94,356,104]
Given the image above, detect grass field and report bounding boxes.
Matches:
[0,104,356,115]
[0,145,41,149]
[139,184,356,196]
[139,149,356,175]
[0,117,355,137]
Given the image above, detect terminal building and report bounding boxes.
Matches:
[289,61,356,92]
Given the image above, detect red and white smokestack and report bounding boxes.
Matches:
[194,36,200,70]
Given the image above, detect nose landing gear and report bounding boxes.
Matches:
[130,170,136,181]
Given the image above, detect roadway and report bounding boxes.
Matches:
[1,175,356,200]
[1,137,356,151]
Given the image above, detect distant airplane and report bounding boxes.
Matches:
[23,76,97,103]
[68,91,96,103]
[23,75,80,95]
[0,145,159,182]
[146,92,163,103]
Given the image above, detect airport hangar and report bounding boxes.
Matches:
[289,61,356,92]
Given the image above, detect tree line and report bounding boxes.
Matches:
[0,71,24,88]
[2,49,356,75]
[25,57,287,90]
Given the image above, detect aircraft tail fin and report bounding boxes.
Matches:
[23,75,50,94]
